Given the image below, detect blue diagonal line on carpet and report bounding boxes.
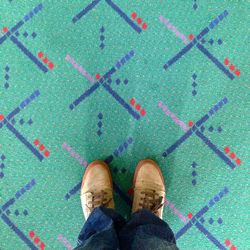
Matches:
[0,4,46,73]
[162,97,235,169]
[175,187,229,249]
[72,0,102,24]
[102,82,140,120]
[195,222,227,250]
[0,179,37,249]
[9,35,48,73]
[105,0,142,33]
[195,130,236,169]
[70,82,101,109]
[1,214,38,250]
[163,10,231,80]
[0,4,43,46]
[0,90,43,160]
[5,123,44,161]
[196,43,234,80]
[69,51,137,115]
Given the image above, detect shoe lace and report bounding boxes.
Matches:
[86,190,112,209]
[139,189,164,215]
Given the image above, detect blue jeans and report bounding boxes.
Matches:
[74,207,179,250]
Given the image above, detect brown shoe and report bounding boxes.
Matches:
[132,159,165,219]
[80,160,114,219]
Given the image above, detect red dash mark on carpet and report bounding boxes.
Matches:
[140,109,146,116]
[33,139,40,146]
[39,144,45,151]
[224,146,230,154]
[2,27,8,33]
[44,150,50,158]
[229,64,235,71]
[235,158,241,166]
[29,231,35,238]
[142,22,148,30]
[230,152,236,159]
[135,104,141,110]
[230,245,237,250]
[40,242,46,250]
[188,120,194,127]
[187,212,193,219]
[189,34,194,41]
[137,17,142,25]
[0,114,5,121]
[38,51,54,70]
[130,98,136,106]
[43,58,49,64]
[95,73,101,80]
[48,62,54,70]
[224,58,229,65]
[38,52,44,59]
[234,69,240,76]
[131,12,137,19]
[29,231,46,249]
[34,237,40,244]
[224,239,231,246]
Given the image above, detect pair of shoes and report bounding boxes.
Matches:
[81,159,166,220]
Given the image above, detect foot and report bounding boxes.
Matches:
[132,159,165,219]
[80,160,114,220]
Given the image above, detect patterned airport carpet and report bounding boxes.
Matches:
[0,0,249,249]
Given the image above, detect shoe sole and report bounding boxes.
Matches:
[81,160,113,189]
[133,159,165,188]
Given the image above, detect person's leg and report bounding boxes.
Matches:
[75,160,125,250]
[119,160,179,250]
[75,207,126,250]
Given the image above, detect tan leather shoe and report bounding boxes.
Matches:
[80,160,114,220]
[132,159,166,219]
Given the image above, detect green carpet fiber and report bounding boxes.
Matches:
[0,0,249,249]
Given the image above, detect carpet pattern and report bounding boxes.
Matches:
[0,0,249,249]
